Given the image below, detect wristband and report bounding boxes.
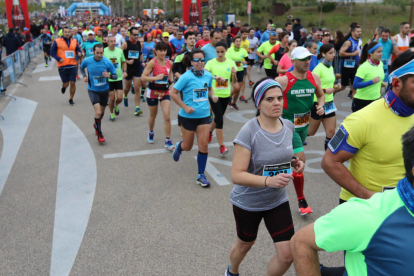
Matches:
[322,89,326,93]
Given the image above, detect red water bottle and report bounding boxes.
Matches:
[189,0,199,24]
[12,0,25,29]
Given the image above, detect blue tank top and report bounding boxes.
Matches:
[341,37,359,67]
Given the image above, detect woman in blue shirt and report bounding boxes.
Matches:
[144,33,156,61]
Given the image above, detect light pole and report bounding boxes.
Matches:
[318,0,323,27]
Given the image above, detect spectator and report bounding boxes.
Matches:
[2,28,22,56]
[292,18,303,41]
[23,27,32,42]
[30,20,41,38]
[298,28,308,46]
[15,27,26,45]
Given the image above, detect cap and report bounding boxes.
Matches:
[88,30,95,35]
[291,47,313,60]
[293,17,301,22]
[162,32,169,37]
[23,27,29,31]
[135,23,141,27]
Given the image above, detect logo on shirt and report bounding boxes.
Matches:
[204,82,208,88]
[227,68,230,71]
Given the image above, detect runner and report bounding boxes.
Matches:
[170,29,185,53]
[143,33,156,61]
[226,78,305,276]
[162,32,176,61]
[375,29,394,82]
[82,31,101,59]
[80,44,118,143]
[104,36,127,122]
[195,29,210,49]
[141,41,175,150]
[50,26,83,106]
[237,28,250,103]
[226,36,248,110]
[121,27,145,116]
[170,49,218,187]
[256,29,279,78]
[276,47,325,215]
[201,30,221,63]
[173,31,196,80]
[108,26,125,48]
[308,44,339,150]
[276,40,297,76]
[267,31,290,77]
[38,27,53,67]
[391,22,410,62]
[204,41,238,154]
[246,28,259,87]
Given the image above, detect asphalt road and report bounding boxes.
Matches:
[0,54,352,276]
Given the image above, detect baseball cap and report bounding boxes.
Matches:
[162,32,169,37]
[88,30,95,35]
[291,47,313,60]
[135,23,141,27]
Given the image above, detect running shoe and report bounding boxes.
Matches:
[239,96,247,103]
[109,113,115,121]
[225,266,239,276]
[147,131,154,144]
[249,81,254,86]
[303,141,307,146]
[123,96,128,107]
[131,85,135,94]
[69,99,75,106]
[208,132,213,143]
[61,87,66,94]
[45,63,48,67]
[97,133,105,143]
[196,174,210,188]
[114,105,120,116]
[220,145,229,156]
[76,75,80,80]
[172,142,182,162]
[230,103,239,110]
[165,139,175,151]
[140,95,146,102]
[93,124,98,135]
[347,91,352,99]
[134,106,143,116]
[298,199,313,215]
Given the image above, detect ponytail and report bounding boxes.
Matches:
[359,41,378,65]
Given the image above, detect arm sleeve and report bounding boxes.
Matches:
[340,113,368,149]
[204,60,211,71]
[257,44,264,53]
[268,44,280,55]
[353,76,374,89]
[76,44,82,54]
[288,65,294,72]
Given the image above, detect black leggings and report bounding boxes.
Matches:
[209,96,230,129]
[351,98,376,113]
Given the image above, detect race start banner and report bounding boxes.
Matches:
[182,0,201,25]
[5,0,30,30]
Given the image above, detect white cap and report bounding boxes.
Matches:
[87,30,95,35]
[291,47,313,60]
[135,23,141,27]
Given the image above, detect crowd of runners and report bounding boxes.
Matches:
[28,14,414,276]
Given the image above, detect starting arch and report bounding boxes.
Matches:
[66,3,110,16]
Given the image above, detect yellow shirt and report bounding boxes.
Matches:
[340,99,414,201]
[240,39,250,53]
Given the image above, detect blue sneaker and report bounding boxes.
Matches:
[114,105,120,116]
[134,106,143,116]
[123,96,128,107]
[196,174,210,188]
[147,131,154,144]
[140,95,146,102]
[165,139,175,151]
[172,142,182,162]
[225,266,239,276]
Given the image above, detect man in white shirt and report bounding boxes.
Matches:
[108,26,125,48]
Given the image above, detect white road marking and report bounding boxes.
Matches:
[39,76,61,81]
[225,110,256,123]
[0,97,37,196]
[33,58,56,73]
[50,116,97,276]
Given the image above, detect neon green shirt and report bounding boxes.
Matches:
[312,63,335,102]
[257,41,280,69]
[205,58,237,97]
[103,47,125,82]
[58,29,62,37]
[225,47,248,72]
[354,61,384,100]
[95,36,103,43]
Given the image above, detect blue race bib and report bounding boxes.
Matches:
[93,76,107,86]
[193,88,208,102]
[324,101,337,115]
[344,59,355,68]
[128,50,139,59]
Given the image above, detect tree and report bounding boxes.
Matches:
[209,0,215,23]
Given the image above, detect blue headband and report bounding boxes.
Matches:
[388,58,414,83]
[253,79,283,108]
[368,43,382,54]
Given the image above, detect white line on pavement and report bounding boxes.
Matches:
[195,156,231,186]
[39,76,61,81]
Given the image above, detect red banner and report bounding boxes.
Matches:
[5,0,30,30]
[182,0,201,25]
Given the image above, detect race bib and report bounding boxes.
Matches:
[93,76,107,86]
[150,90,167,99]
[193,88,208,102]
[263,162,291,177]
[88,48,93,55]
[344,59,355,68]
[215,78,229,89]
[243,63,248,68]
[382,186,396,192]
[128,50,140,59]
[143,54,147,61]
[155,75,169,85]
[324,101,337,115]
[294,111,311,128]
[65,51,75,58]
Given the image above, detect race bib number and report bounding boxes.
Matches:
[324,101,337,115]
[88,48,93,55]
[128,50,140,59]
[215,78,229,89]
[65,51,75,58]
[193,88,208,102]
[93,76,107,86]
[382,186,396,192]
[150,90,167,99]
[344,59,355,68]
[294,111,311,128]
[143,54,147,61]
[263,162,291,177]
[155,75,169,85]
[235,61,242,68]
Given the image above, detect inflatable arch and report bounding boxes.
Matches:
[66,3,110,16]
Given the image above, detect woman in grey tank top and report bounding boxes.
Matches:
[225,78,305,276]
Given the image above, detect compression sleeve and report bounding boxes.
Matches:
[353,77,374,89]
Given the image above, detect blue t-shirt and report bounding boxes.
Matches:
[174,70,213,119]
[81,56,117,92]
[40,33,52,45]
[144,41,156,58]
[201,43,217,63]
[170,38,185,53]
[74,34,83,46]
[82,41,101,58]
[317,41,323,53]
[377,38,393,64]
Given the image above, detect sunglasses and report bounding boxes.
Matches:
[297,56,312,61]
[193,58,205,62]
[131,33,139,36]
[270,32,278,36]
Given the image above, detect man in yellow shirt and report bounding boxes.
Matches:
[322,50,414,203]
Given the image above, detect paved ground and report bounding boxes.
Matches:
[0,54,352,276]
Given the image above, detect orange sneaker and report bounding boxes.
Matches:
[97,133,105,143]
[298,199,313,215]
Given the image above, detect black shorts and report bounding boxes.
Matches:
[351,98,376,113]
[109,80,123,91]
[88,90,109,106]
[236,70,245,82]
[125,68,142,80]
[43,46,51,54]
[147,95,171,106]
[233,201,294,243]
[58,67,77,83]
[178,115,210,131]
[340,66,357,87]
[311,101,336,120]
[247,58,255,66]
[265,68,277,79]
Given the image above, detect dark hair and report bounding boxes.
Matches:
[241,27,249,34]
[177,29,184,34]
[351,25,361,33]
[286,39,297,53]
[359,41,379,65]
[248,28,255,33]
[251,77,282,116]
[93,44,103,51]
[400,22,409,27]
[402,127,414,183]
[285,22,292,27]
[335,30,344,44]
[63,26,70,31]
[130,27,138,33]
[215,41,228,50]
[390,50,414,83]
[278,31,289,41]
[184,31,195,39]
[190,49,205,60]
[350,22,359,28]
[381,28,391,34]
[410,37,414,48]
[317,43,334,59]
[233,35,241,43]
[312,27,322,33]
[155,41,168,51]
[210,30,219,38]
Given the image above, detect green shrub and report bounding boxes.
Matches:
[321,2,336,12]
[285,3,291,11]
[239,10,246,16]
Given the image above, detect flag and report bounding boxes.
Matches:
[41,0,45,8]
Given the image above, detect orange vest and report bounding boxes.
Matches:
[56,38,78,67]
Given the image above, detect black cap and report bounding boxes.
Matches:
[294,18,301,23]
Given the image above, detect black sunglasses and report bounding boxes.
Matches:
[193,58,205,62]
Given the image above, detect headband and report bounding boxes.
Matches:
[253,79,283,108]
[388,58,414,83]
[368,43,382,54]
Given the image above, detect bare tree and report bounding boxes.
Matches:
[163,0,167,16]
[209,0,216,24]
[151,0,154,19]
